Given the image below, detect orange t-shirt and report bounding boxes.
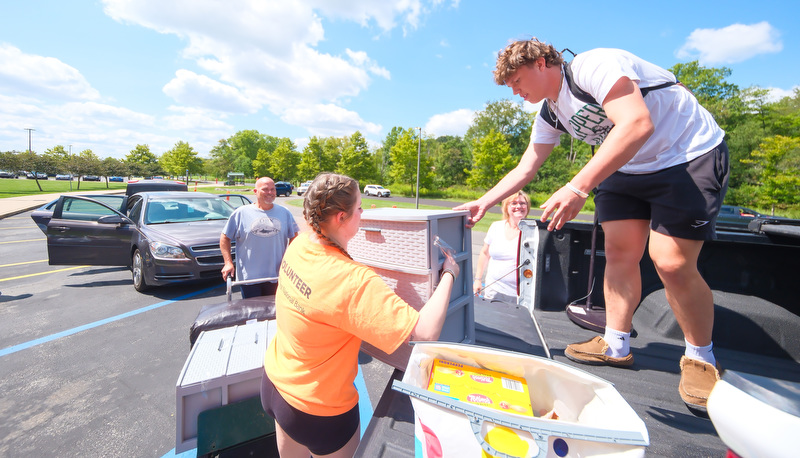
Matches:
[264,232,419,416]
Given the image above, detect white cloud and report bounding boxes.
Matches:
[424,108,474,137]
[766,85,800,103]
[163,69,260,113]
[281,104,382,138]
[0,43,100,101]
[676,21,782,65]
[100,0,420,138]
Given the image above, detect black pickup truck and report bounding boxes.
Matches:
[355,216,800,457]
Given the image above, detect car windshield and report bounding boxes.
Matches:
[145,196,234,224]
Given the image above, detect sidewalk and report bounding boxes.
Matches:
[0,189,125,220]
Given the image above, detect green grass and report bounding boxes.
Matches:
[283,196,503,233]
[0,178,127,198]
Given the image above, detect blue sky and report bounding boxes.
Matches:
[1,0,798,160]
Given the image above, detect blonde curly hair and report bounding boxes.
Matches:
[303,172,360,259]
[493,38,564,86]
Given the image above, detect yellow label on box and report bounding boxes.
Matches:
[427,358,534,416]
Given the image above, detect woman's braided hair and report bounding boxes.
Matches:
[493,37,564,86]
[303,173,360,259]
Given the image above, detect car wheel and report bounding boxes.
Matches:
[132,249,150,292]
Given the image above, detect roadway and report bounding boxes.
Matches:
[0,193,480,456]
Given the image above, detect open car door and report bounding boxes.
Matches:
[46,195,134,266]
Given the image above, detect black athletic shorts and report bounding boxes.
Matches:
[260,371,360,455]
[594,141,729,241]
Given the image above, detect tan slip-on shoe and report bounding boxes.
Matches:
[679,356,722,416]
[564,335,634,368]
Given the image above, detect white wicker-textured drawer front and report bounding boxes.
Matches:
[349,220,430,269]
[371,266,434,309]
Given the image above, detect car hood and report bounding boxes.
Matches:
[143,220,228,246]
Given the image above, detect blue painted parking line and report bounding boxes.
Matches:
[0,284,221,358]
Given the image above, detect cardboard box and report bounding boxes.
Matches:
[427,358,534,417]
[396,342,649,458]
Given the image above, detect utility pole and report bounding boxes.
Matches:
[25,128,35,154]
[69,144,73,191]
[24,128,43,191]
[415,127,421,209]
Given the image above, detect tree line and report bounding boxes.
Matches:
[1,60,798,215]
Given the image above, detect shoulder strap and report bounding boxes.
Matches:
[540,60,679,133]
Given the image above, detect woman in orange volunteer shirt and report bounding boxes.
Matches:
[261,173,460,457]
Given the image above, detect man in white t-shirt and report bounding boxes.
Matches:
[455,38,728,416]
[221,177,299,298]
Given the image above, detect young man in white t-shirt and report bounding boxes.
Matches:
[455,38,728,416]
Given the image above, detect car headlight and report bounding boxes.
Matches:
[149,241,187,260]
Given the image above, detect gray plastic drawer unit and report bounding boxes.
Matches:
[348,208,475,370]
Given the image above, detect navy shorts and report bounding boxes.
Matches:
[594,141,729,241]
[260,371,360,455]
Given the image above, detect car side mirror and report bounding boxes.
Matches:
[97,214,131,225]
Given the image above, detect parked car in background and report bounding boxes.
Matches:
[55,174,73,181]
[26,172,48,179]
[0,170,17,178]
[274,181,293,197]
[40,191,236,292]
[296,180,313,196]
[83,175,101,181]
[364,184,391,197]
[109,176,124,182]
[716,205,766,232]
[217,193,253,208]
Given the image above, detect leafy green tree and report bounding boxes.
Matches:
[320,136,344,173]
[467,130,516,189]
[430,135,469,188]
[376,127,405,180]
[298,136,325,180]
[73,149,101,189]
[389,129,432,188]
[207,139,235,179]
[44,145,70,174]
[465,99,534,159]
[770,88,800,137]
[229,130,279,175]
[125,144,160,178]
[160,141,203,178]
[741,135,800,214]
[101,157,128,187]
[0,151,21,174]
[337,131,375,183]
[253,137,300,181]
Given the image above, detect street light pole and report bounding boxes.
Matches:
[415,127,421,209]
[69,144,73,191]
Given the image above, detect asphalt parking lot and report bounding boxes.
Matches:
[0,199,406,456]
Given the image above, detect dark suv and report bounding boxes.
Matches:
[274,181,292,197]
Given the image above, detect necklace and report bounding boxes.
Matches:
[546,65,564,124]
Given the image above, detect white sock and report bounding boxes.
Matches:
[685,339,716,366]
[603,327,630,358]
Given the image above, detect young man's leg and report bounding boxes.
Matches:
[565,219,649,367]
[647,231,714,348]
[648,230,720,413]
